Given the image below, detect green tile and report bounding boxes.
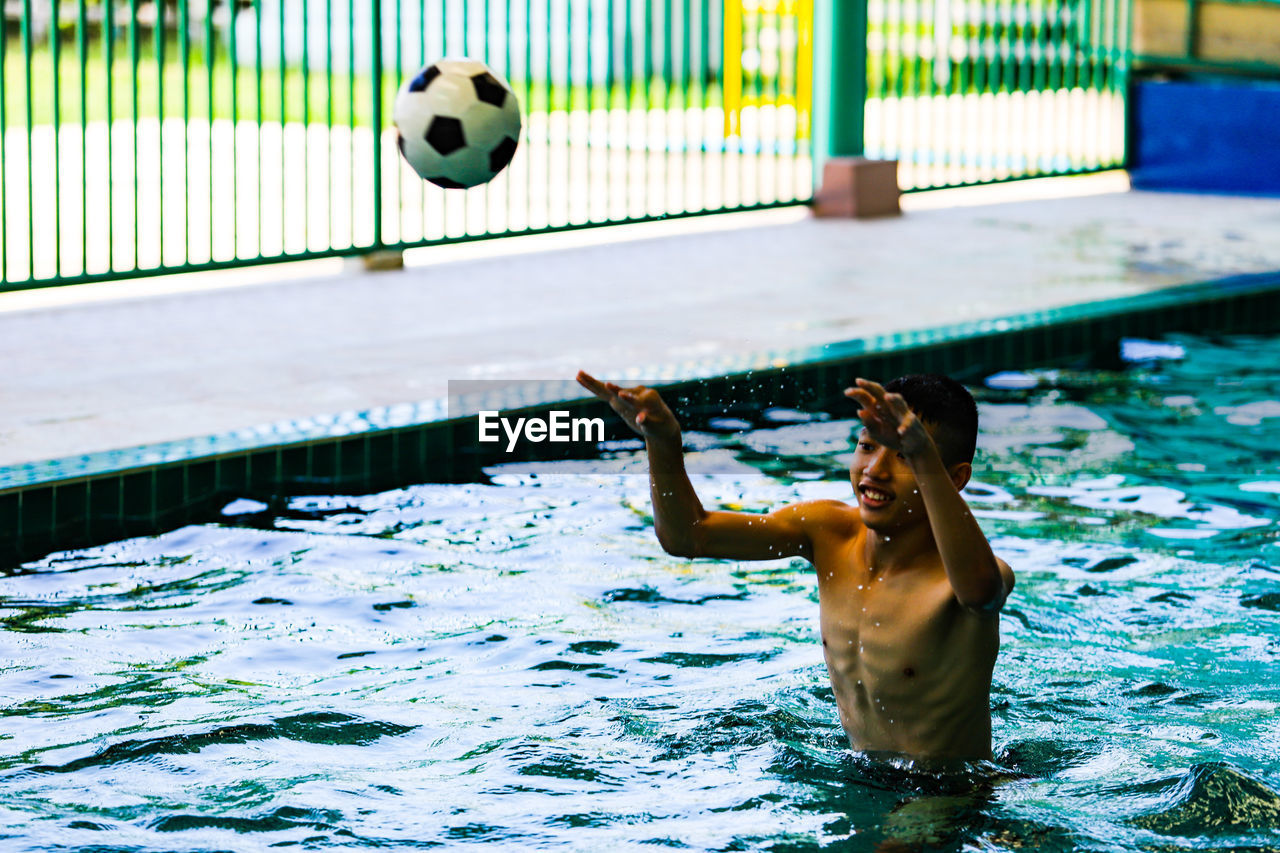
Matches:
[188,460,217,503]
[27,486,55,537]
[0,492,21,564]
[154,466,187,528]
[340,439,370,489]
[308,443,338,489]
[121,472,155,530]
[51,482,90,545]
[249,449,282,493]
[280,446,311,488]
[86,476,124,542]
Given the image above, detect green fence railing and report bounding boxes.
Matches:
[865,0,1130,189]
[1,0,1129,291]
[1,0,815,289]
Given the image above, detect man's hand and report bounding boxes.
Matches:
[844,377,932,457]
[577,371,680,442]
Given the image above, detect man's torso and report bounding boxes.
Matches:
[807,503,1000,760]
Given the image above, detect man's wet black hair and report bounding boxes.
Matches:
[883,373,978,466]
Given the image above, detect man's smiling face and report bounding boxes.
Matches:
[849,426,932,531]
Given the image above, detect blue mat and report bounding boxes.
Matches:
[1130,77,1280,196]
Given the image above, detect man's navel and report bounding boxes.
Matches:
[903,666,915,678]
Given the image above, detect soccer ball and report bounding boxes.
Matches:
[393,57,522,189]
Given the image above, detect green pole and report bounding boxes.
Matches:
[811,0,866,184]
[371,0,384,250]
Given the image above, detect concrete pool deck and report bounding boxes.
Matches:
[3,170,1280,470]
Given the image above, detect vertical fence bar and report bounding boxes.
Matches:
[641,0,652,214]
[748,0,759,202]
[525,0,534,226]
[887,0,901,167]
[304,0,313,249]
[982,0,1000,182]
[1016,0,1034,177]
[797,0,812,192]
[462,0,474,231]
[960,0,974,183]
[1002,0,1017,177]
[605,0,616,218]
[372,0,385,249]
[767,0,779,202]
[681,0,692,210]
[698,0,709,212]
[326,0,334,249]
[658,0,669,215]
[205,0,215,262]
[155,0,166,267]
[586,0,596,221]
[179,0,190,266]
[278,0,287,253]
[106,0,117,271]
[503,0,512,231]
[545,0,555,224]
[78,0,89,275]
[347,0,355,247]
[720,0,732,207]
[905,0,921,184]
[566,0,577,223]
[51,0,61,276]
[0,3,7,283]
[128,0,139,269]
[22,0,34,281]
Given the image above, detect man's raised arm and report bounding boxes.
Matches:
[577,371,815,563]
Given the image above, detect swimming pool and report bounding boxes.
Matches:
[2,331,1278,851]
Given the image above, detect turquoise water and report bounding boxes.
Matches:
[2,332,1279,852]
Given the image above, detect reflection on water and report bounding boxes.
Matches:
[1,332,1278,851]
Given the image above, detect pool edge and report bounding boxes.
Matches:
[4,270,1279,566]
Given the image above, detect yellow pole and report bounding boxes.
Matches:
[723,0,743,137]
[796,0,813,139]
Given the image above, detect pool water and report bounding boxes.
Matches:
[2,332,1279,852]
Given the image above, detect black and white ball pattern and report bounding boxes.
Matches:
[393,57,522,189]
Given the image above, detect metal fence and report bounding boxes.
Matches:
[866,0,1130,189]
[1,0,814,287]
[1,0,1127,290]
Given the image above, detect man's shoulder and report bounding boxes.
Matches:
[778,499,861,533]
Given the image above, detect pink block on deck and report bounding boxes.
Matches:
[812,157,901,219]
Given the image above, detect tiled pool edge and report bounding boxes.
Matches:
[4,270,1279,566]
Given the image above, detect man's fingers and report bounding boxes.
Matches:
[846,387,887,421]
[855,377,889,403]
[885,392,911,419]
[844,387,873,407]
[576,371,615,401]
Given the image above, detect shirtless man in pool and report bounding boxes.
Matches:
[577,371,1014,762]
